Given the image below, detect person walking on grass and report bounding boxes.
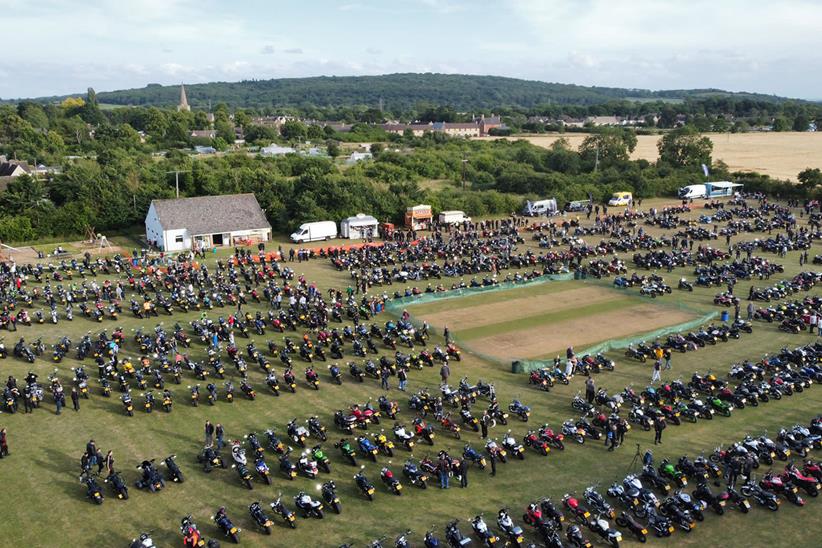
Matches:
[585,377,595,404]
[663,349,672,371]
[0,428,8,458]
[651,360,662,383]
[71,387,80,411]
[653,415,666,445]
[440,362,450,385]
[204,420,214,447]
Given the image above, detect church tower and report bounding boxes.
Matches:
[178,84,191,112]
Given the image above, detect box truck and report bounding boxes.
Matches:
[678,181,742,200]
[438,210,471,224]
[290,221,337,243]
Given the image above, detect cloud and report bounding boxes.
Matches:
[284,48,303,54]
[365,47,382,55]
[260,45,275,55]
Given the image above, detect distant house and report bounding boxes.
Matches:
[585,116,620,126]
[478,115,502,135]
[260,144,296,156]
[145,193,271,252]
[191,129,217,139]
[0,159,32,178]
[346,151,373,164]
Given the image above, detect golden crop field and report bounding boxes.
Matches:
[478,131,822,181]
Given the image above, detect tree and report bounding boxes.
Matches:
[579,128,637,169]
[798,167,822,188]
[657,126,713,168]
[215,118,235,143]
[370,142,384,156]
[772,117,790,132]
[326,140,341,158]
[280,121,307,141]
[793,113,810,132]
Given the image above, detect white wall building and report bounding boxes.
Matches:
[145,193,272,252]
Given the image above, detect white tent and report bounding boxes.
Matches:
[340,213,379,239]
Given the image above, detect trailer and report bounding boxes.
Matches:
[404,204,433,230]
[678,181,742,200]
[340,213,379,240]
[522,198,558,216]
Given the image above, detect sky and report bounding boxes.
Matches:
[1,0,821,99]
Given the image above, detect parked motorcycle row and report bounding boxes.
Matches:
[79,454,184,506]
[624,321,752,364]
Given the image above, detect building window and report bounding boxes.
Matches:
[175,235,184,244]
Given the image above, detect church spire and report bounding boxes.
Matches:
[178,84,190,112]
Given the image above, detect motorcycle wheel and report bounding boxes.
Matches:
[807,487,818,497]
[638,534,647,543]
[500,417,509,425]
[264,525,272,535]
[518,451,525,460]
[455,431,461,440]
[230,532,239,543]
[122,490,129,500]
[366,492,373,501]
[576,435,585,444]
[767,499,779,511]
[386,447,394,458]
[615,517,627,527]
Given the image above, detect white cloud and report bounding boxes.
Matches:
[260,45,275,55]
[284,48,303,55]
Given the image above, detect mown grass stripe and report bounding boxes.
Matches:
[408,280,574,315]
[457,296,641,340]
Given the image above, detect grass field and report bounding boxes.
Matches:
[0,201,821,547]
[478,132,822,181]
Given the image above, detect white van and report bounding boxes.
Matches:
[523,199,558,216]
[678,182,741,200]
[438,210,471,224]
[290,221,337,243]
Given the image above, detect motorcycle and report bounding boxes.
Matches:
[402,459,428,489]
[322,480,342,514]
[163,455,184,483]
[471,514,498,547]
[294,491,324,518]
[213,508,240,544]
[104,471,129,500]
[445,520,472,547]
[587,513,622,547]
[355,469,376,501]
[270,496,297,529]
[614,511,648,543]
[248,501,273,535]
[563,493,592,524]
[380,467,403,495]
[501,430,526,460]
[496,508,524,546]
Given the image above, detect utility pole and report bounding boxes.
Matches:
[461,153,468,190]
[166,170,191,198]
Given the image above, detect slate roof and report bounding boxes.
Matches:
[151,193,271,235]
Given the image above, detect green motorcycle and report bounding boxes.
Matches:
[312,445,331,473]
[335,439,358,466]
[708,396,732,417]
[659,459,689,487]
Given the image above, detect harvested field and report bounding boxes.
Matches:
[477,131,822,181]
[463,303,694,361]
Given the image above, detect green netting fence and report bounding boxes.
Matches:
[384,272,720,375]
[383,272,575,311]
[510,310,719,374]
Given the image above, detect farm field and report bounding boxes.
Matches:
[0,199,820,548]
[478,132,822,181]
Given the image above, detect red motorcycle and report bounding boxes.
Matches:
[538,424,565,451]
[803,459,822,482]
[523,431,550,456]
[439,414,462,439]
[783,463,820,497]
[562,494,591,524]
[760,470,805,506]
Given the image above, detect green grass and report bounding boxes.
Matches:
[0,204,821,547]
[456,297,640,341]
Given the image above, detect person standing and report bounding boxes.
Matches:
[22,386,32,414]
[54,388,64,415]
[0,428,8,458]
[380,367,390,390]
[585,377,595,404]
[616,417,628,447]
[663,349,672,371]
[810,311,818,334]
[104,450,115,474]
[489,449,497,477]
[746,301,755,321]
[480,411,490,439]
[71,387,80,411]
[653,415,666,445]
[606,424,617,452]
[459,458,469,488]
[443,325,451,344]
[440,362,450,385]
[438,455,450,489]
[651,360,662,382]
[86,440,98,470]
[204,420,215,447]
[397,366,408,391]
[215,423,225,449]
